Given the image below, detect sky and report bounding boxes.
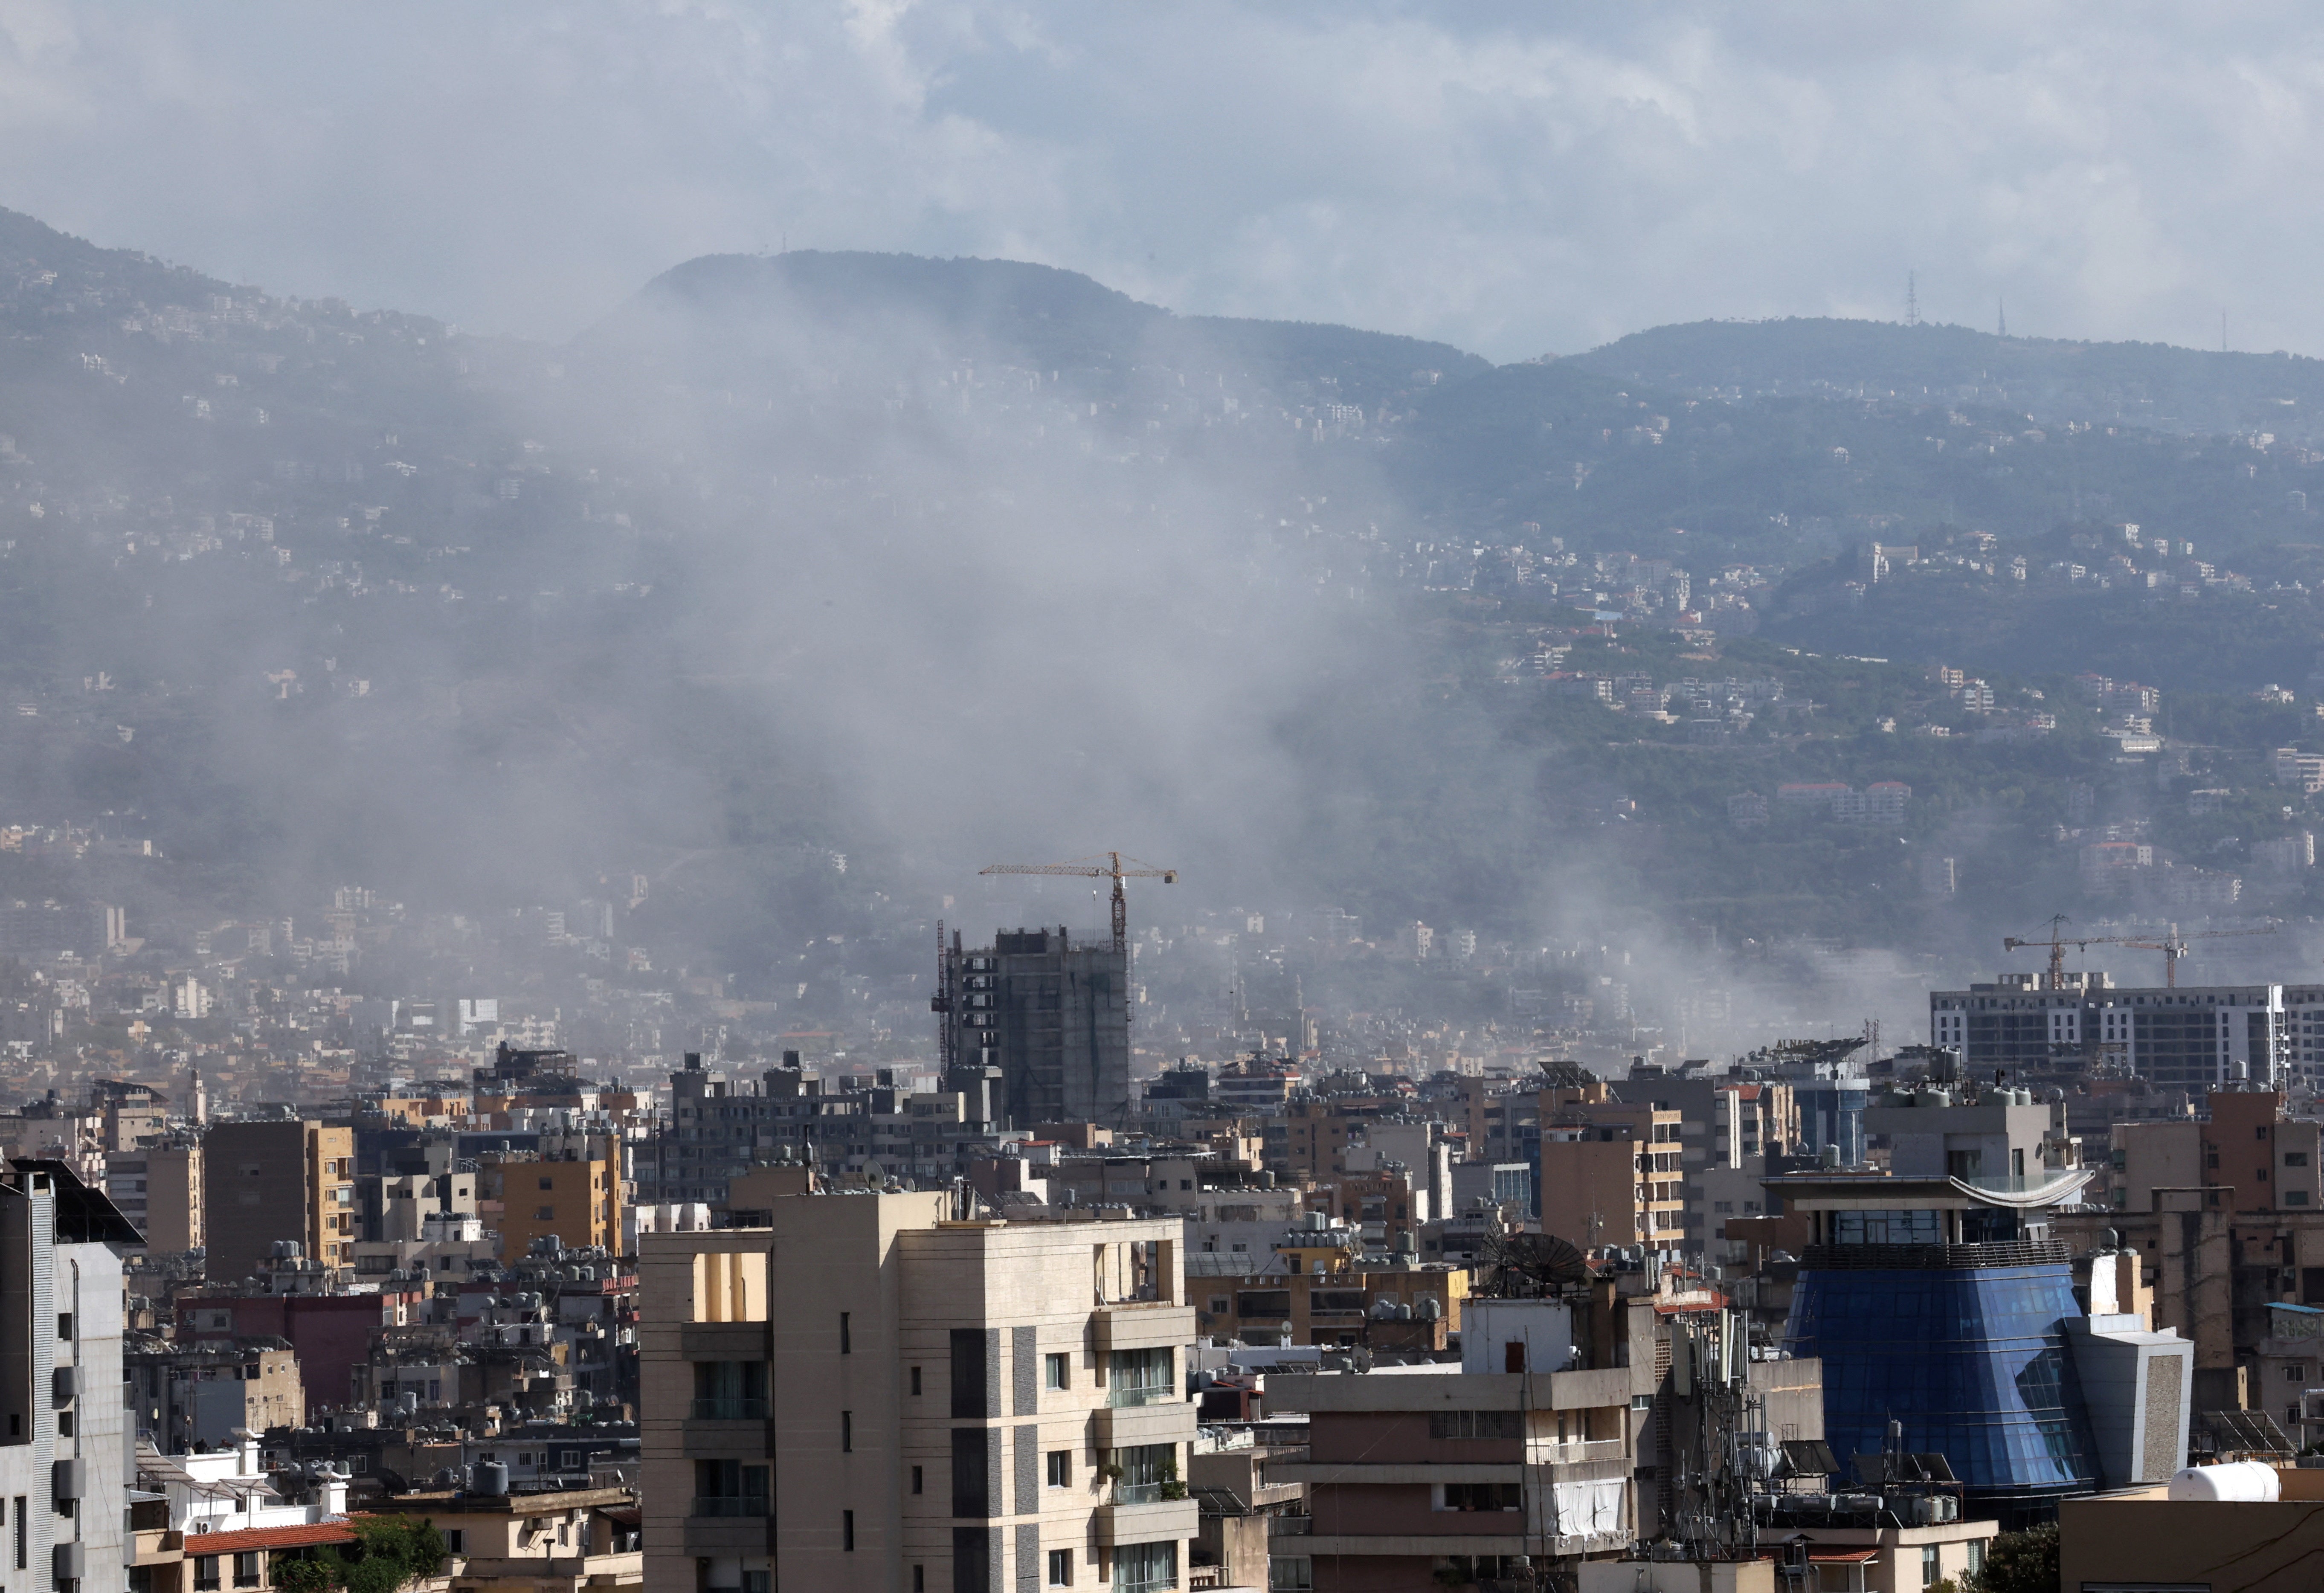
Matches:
[1,2,2318,362]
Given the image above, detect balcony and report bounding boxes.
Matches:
[1093,1300,1197,1354]
[691,1496,770,1518]
[1108,1384,1177,1409]
[688,1398,769,1420]
[1093,1399,1197,1451]
[1093,1493,1200,1546]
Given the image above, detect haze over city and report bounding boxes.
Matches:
[0,9,2317,1593]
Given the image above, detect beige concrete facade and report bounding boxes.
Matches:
[201,1120,354,1279]
[642,1195,1199,1593]
[485,1150,621,1262]
[1538,1103,1686,1251]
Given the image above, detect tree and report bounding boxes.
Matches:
[1967,1521,2060,1593]
[267,1518,448,1593]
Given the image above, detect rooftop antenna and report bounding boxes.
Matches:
[1906,272,1920,327]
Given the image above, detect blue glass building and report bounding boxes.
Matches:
[1774,1171,2101,1525]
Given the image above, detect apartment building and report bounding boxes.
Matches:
[201,1119,356,1280]
[0,1158,138,1593]
[104,1137,202,1252]
[1265,1296,1650,1590]
[641,1194,1199,1592]
[1535,1093,1685,1251]
[2061,1087,2324,1372]
[483,1143,624,1262]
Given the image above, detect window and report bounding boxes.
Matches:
[1114,1540,1175,1593]
[444,1530,464,1553]
[56,1312,72,1341]
[842,1410,853,1452]
[911,1366,922,1396]
[193,1557,220,1591]
[2289,1152,2312,1167]
[1047,1450,1071,1487]
[1268,1558,1314,1592]
[1044,1352,1070,1391]
[535,1206,555,1220]
[952,1328,992,1419]
[235,1551,263,1587]
[1438,1483,1521,1512]
[539,1176,554,1190]
[1106,1348,1172,1405]
[844,1509,856,1552]
[1048,1548,1074,1585]
[1921,1545,1940,1587]
[912,1466,923,1495]
[914,1568,925,1593]
[1430,1410,1521,1441]
[840,1312,852,1354]
[2289,1364,2309,1382]
[1967,1541,1985,1578]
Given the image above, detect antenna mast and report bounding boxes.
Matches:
[1906,271,1920,327]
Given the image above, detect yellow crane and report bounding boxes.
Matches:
[979,852,1177,954]
[2004,917,2277,989]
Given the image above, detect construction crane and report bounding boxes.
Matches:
[2002,916,2080,988]
[2116,922,2278,988]
[978,852,1177,954]
[2003,917,2278,989]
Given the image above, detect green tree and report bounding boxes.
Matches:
[267,1518,448,1593]
[1967,1521,2060,1593]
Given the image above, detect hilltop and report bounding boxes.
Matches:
[1570,317,2324,442]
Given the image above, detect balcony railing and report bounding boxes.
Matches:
[689,1398,769,1420]
[1107,1385,1177,1408]
[691,1496,770,1518]
[1113,1578,1177,1593]
[1111,1482,1176,1505]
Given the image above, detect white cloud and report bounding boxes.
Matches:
[1,2,2321,357]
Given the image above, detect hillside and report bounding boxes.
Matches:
[1570,317,2324,443]
[0,201,2321,989]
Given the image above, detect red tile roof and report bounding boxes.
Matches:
[181,1521,356,1555]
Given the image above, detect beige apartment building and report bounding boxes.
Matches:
[201,1119,355,1280]
[1536,1092,1686,1251]
[641,1193,1199,1593]
[483,1143,624,1262]
[105,1137,203,1251]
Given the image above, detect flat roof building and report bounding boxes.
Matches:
[640,1192,1197,1592]
[1930,970,2289,1090]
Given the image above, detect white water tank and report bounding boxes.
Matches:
[2167,1462,2280,1501]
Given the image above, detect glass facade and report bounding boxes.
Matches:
[1791,1083,1868,1164]
[1784,1262,2095,1509]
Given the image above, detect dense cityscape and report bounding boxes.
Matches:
[17,9,2324,1592]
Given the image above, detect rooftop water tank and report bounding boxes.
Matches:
[2168,1462,2280,1502]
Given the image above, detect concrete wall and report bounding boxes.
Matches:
[2062,1494,2324,1592]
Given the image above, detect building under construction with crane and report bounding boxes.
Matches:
[1929,917,2299,1089]
[931,853,1175,1129]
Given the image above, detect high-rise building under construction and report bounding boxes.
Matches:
[938,927,1130,1128]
